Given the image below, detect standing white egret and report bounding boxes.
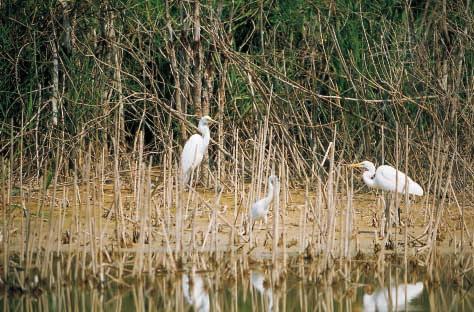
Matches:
[180,116,216,186]
[349,161,423,196]
[251,175,279,225]
[350,161,423,229]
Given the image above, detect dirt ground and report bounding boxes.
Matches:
[2,181,473,260]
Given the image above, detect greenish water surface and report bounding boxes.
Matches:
[2,256,473,311]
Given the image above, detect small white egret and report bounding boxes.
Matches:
[350,161,423,196]
[251,175,279,225]
[363,282,424,311]
[180,116,216,185]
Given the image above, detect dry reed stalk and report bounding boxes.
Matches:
[134,132,146,275]
[147,161,154,276]
[80,152,88,283]
[239,152,246,234]
[427,136,444,237]
[19,114,30,280]
[7,129,13,283]
[423,134,437,224]
[404,126,409,268]
[154,196,176,270]
[394,122,399,253]
[272,162,281,288]
[426,148,455,275]
[315,177,322,256]
[134,131,145,223]
[71,160,81,281]
[199,188,225,252]
[282,155,288,268]
[259,99,272,195]
[339,172,345,258]
[380,126,386,238]
[230,129,239,246]
[212,187,223,254]
[1,158,8,283]
[344,168,353,259]
[98,147,106,285]
[164,147,173,242]
[86,146,98,276]
[41,145,61,279]
[175,161,183,256]
[248,135,258,247]
[112,137,125,246]
[301,181,308,252]
[449,184,472,242]
[324,131,336,270]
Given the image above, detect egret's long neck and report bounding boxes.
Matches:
[199,125,210,152]
[362,167,376,188]
[262,182,274,209]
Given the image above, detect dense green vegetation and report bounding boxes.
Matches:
[1,0,473,186]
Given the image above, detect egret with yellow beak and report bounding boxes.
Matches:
[349,161,423,196]
[180,116,216,186]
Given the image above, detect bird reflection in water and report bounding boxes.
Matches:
[251,271,273,311]
[363,282,424,312]
[182,273,210,312]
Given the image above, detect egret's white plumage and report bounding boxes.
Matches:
[352,161,423,196]
[251,175,278,224]
[363,282,424,312]
[180,116,215,185]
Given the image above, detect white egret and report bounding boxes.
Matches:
[350,161,423,196]
[251,175,279,225]
[180,116,216,185]
[363,282,424,312]
[182,274,210,312]
[350,161,423,229]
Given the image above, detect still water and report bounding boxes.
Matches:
[2,255,473,311]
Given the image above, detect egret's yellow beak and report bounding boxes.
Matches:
[348,162,364,168]
[203,115,217,123]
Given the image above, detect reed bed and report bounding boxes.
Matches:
[0,121,473,293]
